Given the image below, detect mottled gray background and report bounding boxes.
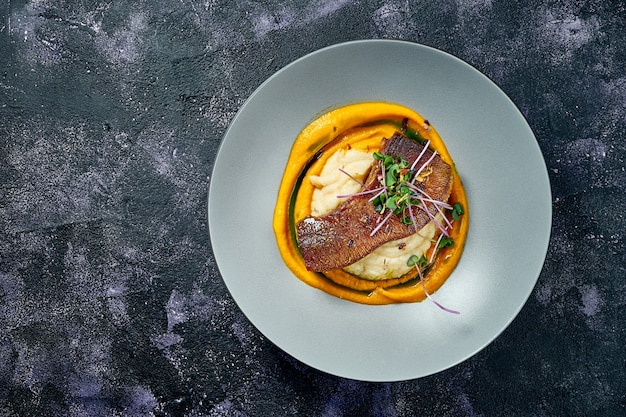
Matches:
[1,0,625,416]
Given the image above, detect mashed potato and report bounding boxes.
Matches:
[309,149,374,217]
[309,149,439,280]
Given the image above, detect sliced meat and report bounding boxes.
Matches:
[296,132,453,272]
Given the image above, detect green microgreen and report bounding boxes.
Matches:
[407,254,428,268]
[371,153,415,220]
[437,236,455,249]
[451,202,465,221]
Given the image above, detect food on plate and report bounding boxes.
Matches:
[273,102,468,306]
[297,132,452,271]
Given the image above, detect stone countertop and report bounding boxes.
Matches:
[1,1,625,416]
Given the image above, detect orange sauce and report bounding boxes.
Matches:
[273,102,468,305]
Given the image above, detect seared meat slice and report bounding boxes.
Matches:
[296,133,453,272]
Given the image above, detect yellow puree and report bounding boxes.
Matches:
[273,102,469,305]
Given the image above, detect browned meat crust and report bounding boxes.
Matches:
[296,133,453,272]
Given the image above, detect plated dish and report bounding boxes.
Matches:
[208,40,551,381]
[272,102,469,306]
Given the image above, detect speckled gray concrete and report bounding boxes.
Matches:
[1,0,625,416]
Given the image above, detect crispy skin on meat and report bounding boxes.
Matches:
[296,133,453,272]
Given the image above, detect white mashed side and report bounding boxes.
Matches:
[310,149,439,281]
[309,149,374,217]
[343,221,438,280]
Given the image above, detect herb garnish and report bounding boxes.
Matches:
[438,236,455,249]
[451,202,465,221]
[407,254,428,268]
[371,151,413,218]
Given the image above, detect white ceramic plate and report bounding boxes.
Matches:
[208,40,551,382]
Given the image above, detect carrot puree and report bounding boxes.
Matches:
[273,102,468,305]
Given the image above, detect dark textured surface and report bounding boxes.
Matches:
[1,0,625,416]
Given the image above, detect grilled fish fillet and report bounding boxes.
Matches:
[296,132,453,272]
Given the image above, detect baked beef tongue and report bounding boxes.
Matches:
[295,132,453,272]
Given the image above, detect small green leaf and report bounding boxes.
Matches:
[438,236,455,249]
[407,254,428,267]
[407,254,420,267]
[386,195,398,210]
[386,169,398,186]
[451,202,465,220]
